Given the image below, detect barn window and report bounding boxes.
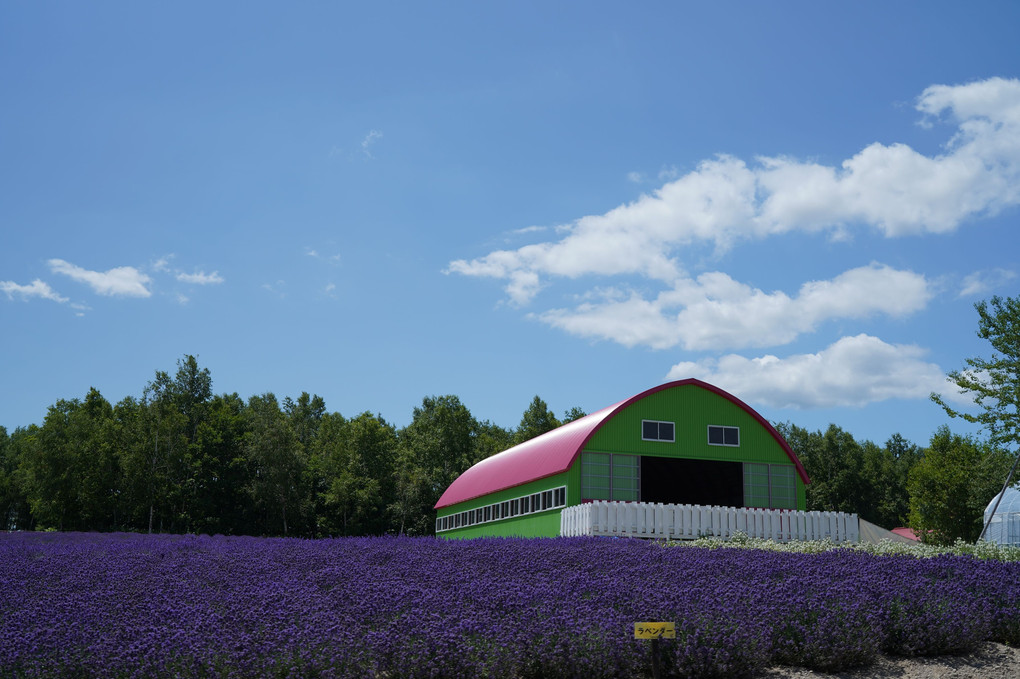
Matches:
[708,425,739,447]
[742,463,796,509]
[581,452,611,500]
[438,485,568,532]
[770,465,797,509]
[582,452,639,501]
[612,455,640,501]
[743,463,770,508]
[642,420,675,442]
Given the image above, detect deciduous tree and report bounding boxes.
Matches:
[514,395,561,445]
[908,426,1010,544]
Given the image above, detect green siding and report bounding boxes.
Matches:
[438,509,562,539]
[586,384,792,466]
[437,472,571,539]
[583,384,805,510]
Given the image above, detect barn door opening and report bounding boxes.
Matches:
[640,457,744,508]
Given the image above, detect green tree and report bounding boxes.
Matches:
[393,395,479,535]
[932,295,1020,533]
[932,295,1020,453]
[17,389,120,531]
[778,423,867,515]
[474,420,513,460]
[137,371,188,532]
[313,411,397,536]
[908,426,1010,544]
[0,426,32,531]
[284,392,326,449]
[876,433,923,528]
[74,388,120,530]
[173,355,212,441]
[562,406,588,424]
[514,395,561,445]
[244,393,305,536]
[191,393,249,534]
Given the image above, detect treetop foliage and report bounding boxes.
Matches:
[0,355,589,538]
[933,294,1020,452]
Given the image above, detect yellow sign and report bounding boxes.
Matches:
[634,622,676,639]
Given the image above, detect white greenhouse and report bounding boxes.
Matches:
[984,486,1020,546]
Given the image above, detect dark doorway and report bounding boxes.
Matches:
[640,457,743,507]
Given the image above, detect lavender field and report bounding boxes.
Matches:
[2,533,1018,678]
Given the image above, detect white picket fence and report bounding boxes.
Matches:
[560,501,859,543]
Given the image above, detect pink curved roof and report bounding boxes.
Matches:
[435,378,810,509]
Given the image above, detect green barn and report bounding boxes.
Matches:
[435,379,809,538]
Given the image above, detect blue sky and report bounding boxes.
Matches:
[2,1,1018,448]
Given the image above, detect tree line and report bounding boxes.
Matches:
[0,355,580,538]
[2,292,1016,546]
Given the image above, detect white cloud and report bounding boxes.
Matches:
[449,78,1020,304]
[305,247,341,265]
[959,268,1017,298]
[0,279,69,303]
[666,334,966,409]
[538,264,930,351]
[152,255,174,273]
[361,129,383,158]
[176,271,224,285]
[47,259,151,298]
[262,280,286,298]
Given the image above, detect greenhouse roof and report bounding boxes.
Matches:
[985,485,1020,516]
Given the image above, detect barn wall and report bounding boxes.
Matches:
[585,383,790,465]
[436,471,573,538]
[582,383,806,510]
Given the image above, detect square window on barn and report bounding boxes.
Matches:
[642,420,675,442]
[743,462,797,509]
[743,463,770,508]
[582,452,611,500]
[611,455,640,502]
[769,465,797,509]
[708,425,739,447]
[583,452,639,501]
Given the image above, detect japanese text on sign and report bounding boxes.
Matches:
[633,622,676,639]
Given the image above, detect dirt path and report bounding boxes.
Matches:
[759,643,1020,679]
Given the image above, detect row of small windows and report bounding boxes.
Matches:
[436,486,567,533]
[641,420,740,447]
